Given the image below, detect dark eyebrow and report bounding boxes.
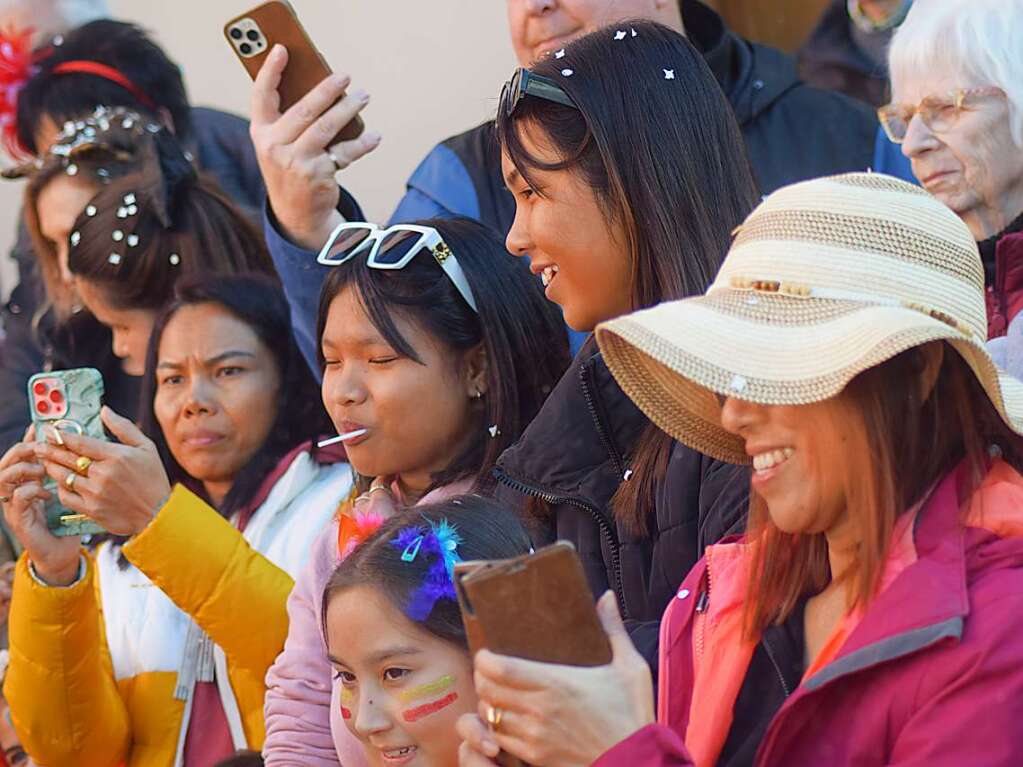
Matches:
[504,165,522,189]
[327,646,423,667]
[156,350,255,371]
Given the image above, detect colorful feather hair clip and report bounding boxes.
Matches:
[337,511,386,560]
[0,26,38,159]
[391,519,463,621]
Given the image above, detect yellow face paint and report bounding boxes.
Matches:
[398,674,455,704]
[340,687,354,720]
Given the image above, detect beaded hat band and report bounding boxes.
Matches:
[595,173,1023,465]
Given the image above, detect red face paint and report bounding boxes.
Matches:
[401,691,459,723]
[340,688,353,720]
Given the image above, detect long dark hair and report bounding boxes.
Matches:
[140,274,333,518]
[67,128,274,308]
[744,343,1023,637]
[497,20,759,533]
[322,496,533,648]
[316,217,570,492]
[17,20,190,154]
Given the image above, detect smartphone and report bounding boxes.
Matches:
[27,369,106,537]
[455,542,612,767]
[224,1,365,145]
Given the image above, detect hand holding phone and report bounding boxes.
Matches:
[27,368,107,538]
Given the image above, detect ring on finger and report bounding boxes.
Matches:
[75,456,93,477]
[64,472,78,491]
[485,704,504,731]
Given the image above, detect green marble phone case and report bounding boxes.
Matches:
[27,368,106,537]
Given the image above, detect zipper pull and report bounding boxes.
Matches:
[696,589,709,613]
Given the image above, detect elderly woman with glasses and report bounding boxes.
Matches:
[881,0,1023,338]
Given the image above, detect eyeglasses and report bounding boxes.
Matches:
[878,87,1006,144]
[500,67,577,117]
[317,223,479,313]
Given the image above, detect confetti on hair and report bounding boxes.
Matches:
[561,69,574,77]
[664,69,675,80]
[390,519,463,621]
[614,30,627,40]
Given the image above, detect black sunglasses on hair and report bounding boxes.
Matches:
[500,67,577,116]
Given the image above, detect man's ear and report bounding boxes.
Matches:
[463,344,489,399]
[918,342,945,402]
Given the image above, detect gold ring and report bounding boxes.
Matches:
[75,456,93,476]
[485,704,503,730]
[0,496,10,504]
[64,472,77,491]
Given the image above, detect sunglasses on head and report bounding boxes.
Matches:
[317,222,479,313]
[500,67,577,117]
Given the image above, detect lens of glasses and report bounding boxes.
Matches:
[374,230,426,267]
[324,226,374,263]
[879,107,910,142]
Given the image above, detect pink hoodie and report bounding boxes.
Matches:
[262,479,472,766]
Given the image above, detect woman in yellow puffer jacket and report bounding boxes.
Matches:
[0,275,352,767]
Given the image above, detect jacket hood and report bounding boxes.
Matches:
[681,0,801,127]
[495,338,648,509]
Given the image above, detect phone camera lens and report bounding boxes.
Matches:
[246,30,260,41]
[240,43,253,55]
[230,27,243,39]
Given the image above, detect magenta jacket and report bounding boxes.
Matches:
[596,460,1023,766]
[262,480,472,767]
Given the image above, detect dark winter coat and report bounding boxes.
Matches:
[980,215,1023,339]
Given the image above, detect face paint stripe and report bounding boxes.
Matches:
[402,692,459,723]
[398,674,455,704]
[340,687,353,720]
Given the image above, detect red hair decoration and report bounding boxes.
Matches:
[0,25,156,160]
[337,512,386,560]
[0,26,37,159]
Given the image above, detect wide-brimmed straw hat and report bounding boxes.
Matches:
[595,172,1023,465]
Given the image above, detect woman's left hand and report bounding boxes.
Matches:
[459,591,655,767]
[35,407,171,537]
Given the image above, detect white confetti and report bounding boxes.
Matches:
[123,193,136,205]
[554,48,565,59]
[85,205,97,217]
[70,231,80,246]
[561,68,574,77]
[631,28,637,37]
[108,253,122,265]
[112,230,124,242]
[66,164,78,176]
[169,253,180,266]
[127,234,139,247]
[614,30,627,40]
[664,69,675,80]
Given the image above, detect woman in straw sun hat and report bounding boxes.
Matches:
[458,173,1023,767]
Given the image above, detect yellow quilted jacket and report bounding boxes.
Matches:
[4,451,351,767]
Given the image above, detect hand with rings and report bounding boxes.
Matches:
[0,427,81,587]
[456,593,655,767]
[35,407,171,537]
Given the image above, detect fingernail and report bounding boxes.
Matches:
[272,43,285,56]
[367,131,382,146]
[357,90,370,105]
[482,738,499,756]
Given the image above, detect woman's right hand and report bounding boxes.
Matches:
[0,432,80,587]
[250,44,381,251]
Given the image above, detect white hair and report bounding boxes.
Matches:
[889,0,1023,147]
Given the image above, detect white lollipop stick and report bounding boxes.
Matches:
[317,429,368,448]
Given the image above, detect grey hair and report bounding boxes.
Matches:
[889,0,1023,148]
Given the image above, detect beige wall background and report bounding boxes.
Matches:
[0,0,516,300]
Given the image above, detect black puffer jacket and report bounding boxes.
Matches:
[494,340,749,666]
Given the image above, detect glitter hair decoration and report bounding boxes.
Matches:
[390,519,463,621]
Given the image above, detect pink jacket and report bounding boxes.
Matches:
[595,460,1023,766]
[262,479,472,766]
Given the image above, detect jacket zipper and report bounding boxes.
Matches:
[694,567,712,665]
[579,362,628,479]
[493,467,629,618]
[760,633,792,697]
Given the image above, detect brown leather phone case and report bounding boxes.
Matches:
[455,542,612,767]
[224,1,364,143]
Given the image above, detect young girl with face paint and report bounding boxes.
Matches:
[261,217,569,767]
[322,497,532,767]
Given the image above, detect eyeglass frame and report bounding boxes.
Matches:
[500,67,577,117]
[877,86,1006,144]
[316,222,479,313]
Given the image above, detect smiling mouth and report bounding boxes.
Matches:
[381,745,418,763]
[752,448,793,473]
[541,264,559,287]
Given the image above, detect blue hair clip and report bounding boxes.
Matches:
[391,519,463,621]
